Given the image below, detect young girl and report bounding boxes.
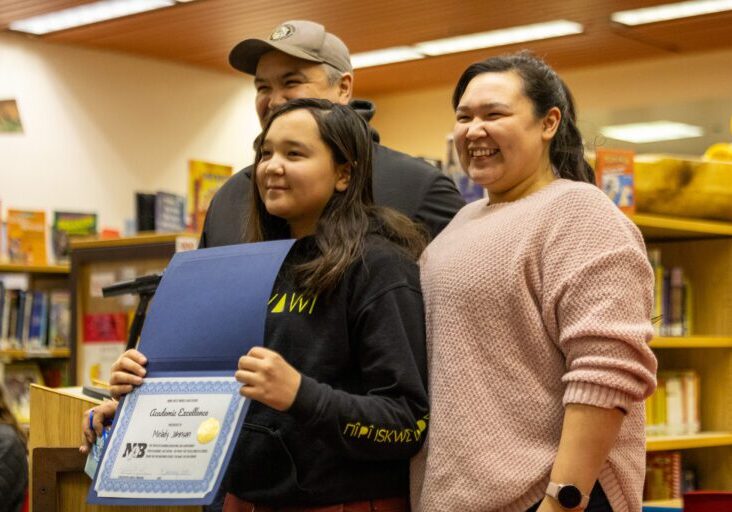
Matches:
[0,384,28,512]
[411,52,657,512]
[89,98,429,512]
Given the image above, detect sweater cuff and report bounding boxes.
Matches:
[563,382,633,413]
[288,374,321,426]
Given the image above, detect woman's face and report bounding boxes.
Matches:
[255,109,350,238]
[453,70,559,201]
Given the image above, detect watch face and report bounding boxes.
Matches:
[557,485,583,508]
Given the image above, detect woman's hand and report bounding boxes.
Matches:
[80,400,118,454]
[235,347,302,411]
[109,349,148,400]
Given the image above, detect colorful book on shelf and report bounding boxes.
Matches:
[595,148,635,214]
[52,211,97,263]
[6,209,48,265]
[188,159,233,231]
[83,312,128,342]
[154,191,187,233]
[48,290,71,348]
[646,371,700,437]
[644,451,682,500]
[646,247,693,337]
[647,248,664,335]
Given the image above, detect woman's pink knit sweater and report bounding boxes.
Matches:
[411,179,657,512]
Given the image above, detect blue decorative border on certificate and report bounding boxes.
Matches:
[96,379,242,495]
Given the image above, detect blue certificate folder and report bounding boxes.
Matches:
[88,239,295,506]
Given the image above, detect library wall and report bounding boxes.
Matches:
[0,32,260,232]
[368,47,732,161]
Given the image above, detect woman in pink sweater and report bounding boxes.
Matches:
[410,52,657,512]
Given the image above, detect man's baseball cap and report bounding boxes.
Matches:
[229,20,353,76]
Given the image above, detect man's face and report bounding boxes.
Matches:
[254,51,351,125]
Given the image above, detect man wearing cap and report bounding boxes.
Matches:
[199,20,464,248]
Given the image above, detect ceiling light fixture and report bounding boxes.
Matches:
[600,121,704,143]
[350,47,426,69]
[9,0,175,35]
[351,19,583,69]
[414,20,583,56]
[611,0,732,26]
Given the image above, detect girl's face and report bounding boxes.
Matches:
[256,109,350,238]
[453,71,560,202]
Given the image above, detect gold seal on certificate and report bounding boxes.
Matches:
[197,418,221,444]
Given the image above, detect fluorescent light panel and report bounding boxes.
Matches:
[351,19,583,69]
[600,121,704,143]
[9,0,175,35]
[350,47,425,69]
[611,0,732,26]
[415,20,583,56]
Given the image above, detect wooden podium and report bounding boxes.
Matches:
[29,385,201,512]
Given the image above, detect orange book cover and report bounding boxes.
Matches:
[6,209,47,265]
[595,148,635,214]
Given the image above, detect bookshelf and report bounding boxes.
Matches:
[0,262,72,425]
[635,213,732,492]
[69,233,196,386]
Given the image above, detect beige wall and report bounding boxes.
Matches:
[368,48,732,161]
[0,32,260,232]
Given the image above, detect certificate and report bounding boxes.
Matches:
[92,376,246,502]
[87,240,296,506]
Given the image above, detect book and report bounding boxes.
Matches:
[52,211,97,263]
[6,209,47,265]
[135,193,156,233]
[665,374,684,435]
[187,160,233,231]
[48,290,71,348]
[83,312,128,342]
[647,248,665,334]
[154,191,186,233]
[645,451,682,500]
[595,148,635,214]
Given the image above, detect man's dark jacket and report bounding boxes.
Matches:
[199,100,465,247]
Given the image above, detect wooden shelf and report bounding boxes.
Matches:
[70,232,196,249]
[647,432,732,451]
[642,498,682,511]
[0,348,71,360]
[0,262,69,274]
[631,213,732,241]
[651,336,732,349]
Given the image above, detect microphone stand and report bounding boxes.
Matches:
[102,273,162,350]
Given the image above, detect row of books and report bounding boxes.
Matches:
[644,451,697,501]
[646,370,700,437]
[648,248,692,337]
[0,284,70,351]
[0,208,97,265]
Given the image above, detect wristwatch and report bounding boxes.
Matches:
[545,482,590,510]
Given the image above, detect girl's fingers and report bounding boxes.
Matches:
[110,370,143,387]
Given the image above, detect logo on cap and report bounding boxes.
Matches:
[270,24,294,41]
